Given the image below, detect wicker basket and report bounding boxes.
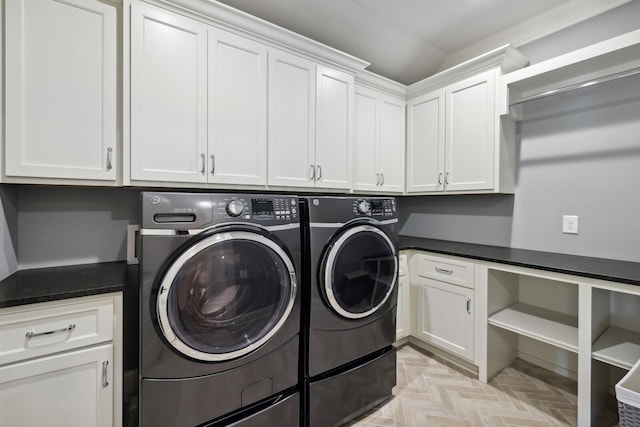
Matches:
[616,357,640,427]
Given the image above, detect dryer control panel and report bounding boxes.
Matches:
[353,198,396,217]
[214,195,299,223]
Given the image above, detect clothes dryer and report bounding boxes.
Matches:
[139,192,301,427]
[300,196,398,427]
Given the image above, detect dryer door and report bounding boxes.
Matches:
[323,225,398,319]
[157,231,296,362]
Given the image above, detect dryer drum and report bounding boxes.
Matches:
[157,232,297,362]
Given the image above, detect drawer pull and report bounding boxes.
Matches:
[25,324,76,339]
[435,267,453,274]
[102,361,109,387]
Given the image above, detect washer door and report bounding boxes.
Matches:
[157,231,296,362]
[323,225,397,319]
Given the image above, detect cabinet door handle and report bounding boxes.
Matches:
[466,297,472,314]
[445,172,450,185]
[381,173,384,185]
[26,323,76,339]
[309,164,316,181]
[210,154,215,175]
[376,173,380,185]
[438,172,443,185]
[316,165,322,181]
[106,147,113,171]
[102,361,109,388]
[200,153,206,175]
[435,266,453,274]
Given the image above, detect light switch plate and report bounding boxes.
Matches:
[562,215,579,234]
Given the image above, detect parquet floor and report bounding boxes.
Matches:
[346,345,619,427]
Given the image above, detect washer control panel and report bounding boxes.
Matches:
[216,196,298,223]
[353,198,396,217]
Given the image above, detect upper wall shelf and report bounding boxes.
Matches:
[499,28,640,116]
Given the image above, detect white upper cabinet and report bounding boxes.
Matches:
[267,49,316,188]
[315,66,354,190]
[130,2,208,183]
[4,0,117,182]
[353,85,405,194]
[208,28,268,186]
[406,89,444,193]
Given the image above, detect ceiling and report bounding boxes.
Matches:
[216,0,629,85]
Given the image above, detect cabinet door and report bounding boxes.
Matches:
[268,50,316,188]
[5,0,116,181]
[315,66,354,190]
[445,70,496,192]
[416,279,474,361]
[0,344,113,427]
[130,3,207,183]
[208,28,267,186]
[353,86,379,192]
[378,95,406,194]
[406,89,444,193]
[396,274,411,341]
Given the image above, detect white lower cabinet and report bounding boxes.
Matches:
[412,253,475,361]
[396,254,410,341]
[0,293,122,427]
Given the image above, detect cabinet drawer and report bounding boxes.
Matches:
[415,254,474,288]
[0,298,114,366]
[399,254,408,277]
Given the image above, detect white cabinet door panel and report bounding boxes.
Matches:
[406,90,444,193]
[315,66,353,190]
[268,50,316,187]
[379,96,405,193]
[130,3,207,183]
[353,87,378,192]
[5,0,116,181]
[0,344,113,427]
[208,29,267,185]
[417,279,474,361]
[445,70,495,192]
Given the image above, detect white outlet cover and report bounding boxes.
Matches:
[563,215,579,234]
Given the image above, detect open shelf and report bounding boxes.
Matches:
[593,326,640,370]
[502,29,640,105]
[488,302,578,353]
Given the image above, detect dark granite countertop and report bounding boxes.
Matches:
[0,261,128,308]
[400,236,640,286]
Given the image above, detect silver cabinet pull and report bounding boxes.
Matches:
[438,172,443,186]
[102,361,109,388]
[445,172,450,185]
[316,165,322,181]
[26,324,76,339]
[435,267,453,274]
[210,154,215,175]
[106,147,113,171]
[309,164,316,181]
[381,173,384,185]
[466,297,472,314]
[376,173,380,185]
[200,153,206,175]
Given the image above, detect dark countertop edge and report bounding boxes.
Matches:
[399,237,640,287]
[0,261,128,309]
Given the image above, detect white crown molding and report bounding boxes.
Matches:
[355,70,407,99]
[437,0,632,73]
[154,0,370,73]
[407,45,528,99]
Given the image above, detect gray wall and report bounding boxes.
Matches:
[15,186,139,270]
[400,9,640,262]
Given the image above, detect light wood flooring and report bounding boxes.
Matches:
[347,345,619,427]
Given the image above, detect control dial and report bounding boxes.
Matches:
[226,200,244,217]
[356,200,371,215]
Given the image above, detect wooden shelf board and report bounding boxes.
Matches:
[488,302,578,353]
[592,326,640,370]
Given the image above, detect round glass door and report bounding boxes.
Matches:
[157,231,296,362]
[323,225,397,319]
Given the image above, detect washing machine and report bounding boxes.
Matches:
[139,192,301,427]
[300,196,399,427]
